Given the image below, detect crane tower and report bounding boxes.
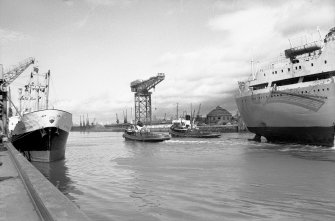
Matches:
[130,73,165,124]
[0,57,35,134]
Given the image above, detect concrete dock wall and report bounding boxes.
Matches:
[4,142,90,221]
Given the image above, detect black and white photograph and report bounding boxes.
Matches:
[1,0,335,220]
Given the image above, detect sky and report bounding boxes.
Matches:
[0,0,334,124]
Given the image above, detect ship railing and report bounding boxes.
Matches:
[250,54,289,73]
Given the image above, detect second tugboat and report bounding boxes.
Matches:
[169,115,221,138]
[123,122,171,142]
[10,67,72,162]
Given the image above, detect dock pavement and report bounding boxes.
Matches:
[0,142,90,221]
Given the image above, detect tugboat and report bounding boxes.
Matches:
[122,122,171,142]
[169,116,221,138]
[10,68,72,162]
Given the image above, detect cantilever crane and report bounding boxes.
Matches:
[130,73,165,124]
[0,57,35,134]
[1,57,35,88]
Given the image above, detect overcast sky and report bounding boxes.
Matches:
[1,0,334,124]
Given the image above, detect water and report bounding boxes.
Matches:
[33,132,335,220]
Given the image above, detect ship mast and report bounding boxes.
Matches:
[46,70,50,109]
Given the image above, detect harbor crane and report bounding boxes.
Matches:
[0,57,35,134]
[130,73,165,124]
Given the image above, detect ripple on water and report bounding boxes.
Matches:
[33,132,335,221]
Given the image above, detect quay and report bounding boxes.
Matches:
[0,142,90,221]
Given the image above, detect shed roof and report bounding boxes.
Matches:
[207,106,231,117]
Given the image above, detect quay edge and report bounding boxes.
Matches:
[2,142,90,221]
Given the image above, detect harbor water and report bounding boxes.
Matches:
[33,132,335,220]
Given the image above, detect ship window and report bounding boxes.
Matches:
[318,89,320,91]
[281,70,283,73]
[271,77,299,87]
[288,68,290,72]
[322,89,324,91]
[302,72,334,83]
[311,63,314,66]
[264,74,266,76]
[251,83,269,90]
[299,66,301,69]
[327,88,329,90]
[295,67,298,70]
[275,71,277,74]
[325,60,327,64]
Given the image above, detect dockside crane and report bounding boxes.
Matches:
[196,103,201,121]
[130,73,165,124]
[0,57,35,134]
[116,113,119,124]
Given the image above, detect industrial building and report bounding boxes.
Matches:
[206,106,232,125]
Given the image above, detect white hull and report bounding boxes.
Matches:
[236,27,335,146]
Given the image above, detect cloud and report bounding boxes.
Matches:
[153,0,335,117]
[62,0,74,6]
[75,7,96,28]
[275,1,335,36]
[0,28,29,44]
[85,0,136,7]
[154,46,248,115]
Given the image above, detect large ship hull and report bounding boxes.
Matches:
[236,79,335,146]
[11,109,72,162]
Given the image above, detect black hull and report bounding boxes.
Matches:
[169,129,221,138]
[248,126,335,147]
[11,127,69,162]
[122,133,170,142]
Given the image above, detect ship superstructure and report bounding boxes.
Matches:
[235,27,335,146]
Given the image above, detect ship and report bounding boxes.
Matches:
[10,68,72,162]
[169,116,221,138]
[123,124,171,142]
[235,27,335,146]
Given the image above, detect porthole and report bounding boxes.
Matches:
[281,70,283,73]
[295,67,298,70]
[299,66,301,69]
[288,68,290,72]
[311,63,314,66]
[318,89,320,92]
[322,89,324,91]
[325,60,327,64]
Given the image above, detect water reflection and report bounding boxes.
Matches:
[32,160,84,201]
